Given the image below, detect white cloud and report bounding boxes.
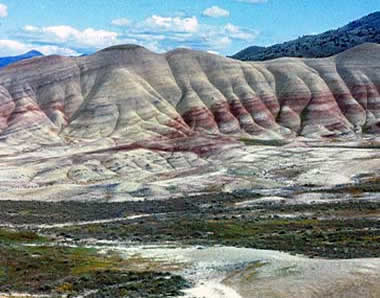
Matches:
[23,25,39,32]
[0,40,26,55]
[224,23,240,34]
[224,23,258,40]
[111,18,131,26]
[42,26,80,40]
[20,17,201,54]
[0,3,8,18]
[208,36,232,49]
[117,14,258,51]
[23,25,120,49]
[143,15,199,33]
[0,39,79,56]
[36,45,80,56]
[202,6,230,18]
[112,14,260,53]
[21,23,167,53]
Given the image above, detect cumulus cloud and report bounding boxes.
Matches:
[0,3,7,18]
[111,18,131,26]
[143,15,199,33]
[23,25,39,32]
[11,13,259,56]
[202,6,230,18]
[35,45,80,56]
[224,23,258,40]
[0,40,27,55]
[23,25,120,49]
[20,23,167,54]
[0,39,79,56]
[113,14,259,53]
[207,36,232,50]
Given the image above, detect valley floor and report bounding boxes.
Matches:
[1,185,380,297]
[1,139,380,297]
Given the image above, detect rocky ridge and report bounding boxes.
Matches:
[233,11,380,61]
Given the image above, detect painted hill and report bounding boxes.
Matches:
[232,12,380,61]
[0,43,380,153]
[0,50,43,68]
[1,43,380,201]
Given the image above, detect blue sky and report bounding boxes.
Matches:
[0,0,379,56]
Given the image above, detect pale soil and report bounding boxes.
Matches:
[2,138,380,202]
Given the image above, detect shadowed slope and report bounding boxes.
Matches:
[233,11,380,61]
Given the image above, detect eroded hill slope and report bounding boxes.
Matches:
[1,43,380,150]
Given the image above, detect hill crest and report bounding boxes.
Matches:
[232,12,380,61]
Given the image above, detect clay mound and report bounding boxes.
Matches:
[1,43,380,148]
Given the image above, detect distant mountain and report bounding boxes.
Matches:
[0,50,43,68]
[233,46,265,61]
[232,11,380,61]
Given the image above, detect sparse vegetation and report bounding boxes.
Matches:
[41,198,380,259]
[232,12,380,61]
[239,138,288,146]
[1,187,380,296]
[0,229,45,243]
[0,228,189,296]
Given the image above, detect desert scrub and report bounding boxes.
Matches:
[44,210,380,259]
[239,137,288,146]
[0,228,46,243]
[0,232,189,296]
